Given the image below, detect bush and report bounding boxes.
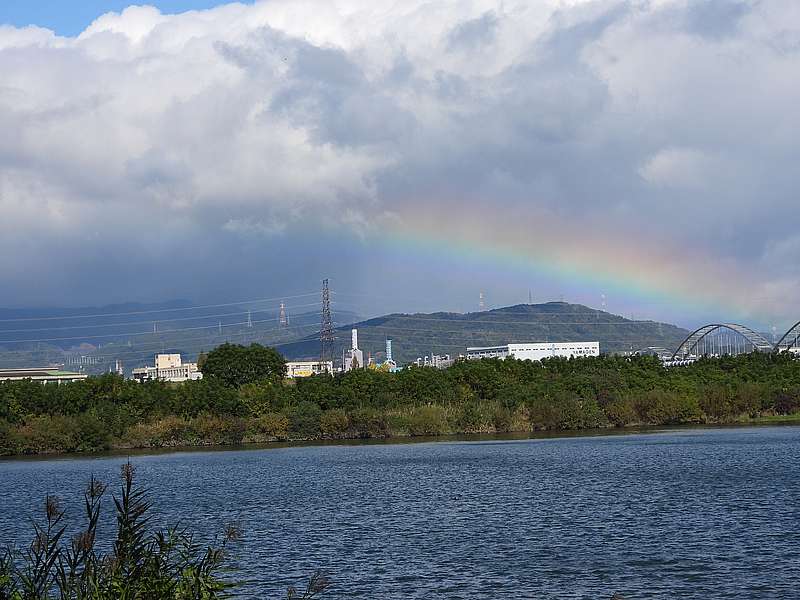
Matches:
[248,412,289,440]
[604,397,638,427]
[320,409,350,437]
[408,405,449,436]
[124,415,193,448]
[191,414,247,445]
[385,413,411,436]
[349,408,388,438]
[456,402,487,433]
[288,401,322,439]
[492,405,514,433]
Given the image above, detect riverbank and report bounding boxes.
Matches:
[3,413,799,461]
[3,351,800,458]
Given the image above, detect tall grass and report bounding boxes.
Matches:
[0,463,330,599]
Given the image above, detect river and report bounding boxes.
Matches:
[2,426,799,598]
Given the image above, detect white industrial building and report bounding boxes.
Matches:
[132,354,202,383]
[343,329,365,372]
[285,360,333,378]
[466,342,600,362]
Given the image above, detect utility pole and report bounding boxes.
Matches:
[320,279,335,371]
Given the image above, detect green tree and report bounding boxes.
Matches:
[200,343,287,388]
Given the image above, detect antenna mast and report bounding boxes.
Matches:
[279,302,288,327]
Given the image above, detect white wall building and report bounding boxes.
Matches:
[286,360,333,378]
[343,329,365,372]
[466,342,600,362]
[132,354,203,383]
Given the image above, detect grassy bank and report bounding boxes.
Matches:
[3,349,800,457]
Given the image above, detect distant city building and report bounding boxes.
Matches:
[466,342,600,362]
[132,354,202,383]
[286,360,333,378]
[343,329,365,372]
[0,367,88,384]
[414,354,455,369]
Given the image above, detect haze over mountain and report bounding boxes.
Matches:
[278,302,691,364]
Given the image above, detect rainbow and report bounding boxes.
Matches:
[376,203,781,324]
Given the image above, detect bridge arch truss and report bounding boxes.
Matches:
[671,323,774,360]
[775,320,800,353]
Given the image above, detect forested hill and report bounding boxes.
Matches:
[277,302,691,363]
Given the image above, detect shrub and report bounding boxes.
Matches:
[320,409,350,437]
[288,401,323,439]
[124,415,193,448]
[456,402,487,433]
[409,405,449,436]
[191,414,247,445]
[385,413,411,436]
[248,412,289,440]
[492,405,514,433]
[605,397,638,427]
[349,408,388,438]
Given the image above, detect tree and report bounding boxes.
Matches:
[200,343,287,388]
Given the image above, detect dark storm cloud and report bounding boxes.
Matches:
[0,0,799,321]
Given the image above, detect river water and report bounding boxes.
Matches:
[1,426,799,599]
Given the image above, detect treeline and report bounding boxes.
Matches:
[2,344,800,456]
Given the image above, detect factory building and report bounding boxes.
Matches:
[466,342,600,362]
[0,367,88,384]
[414,354,455,369]
[132,354,202,383]
[285,360,333,378]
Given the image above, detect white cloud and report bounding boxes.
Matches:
[0,0,799,318]
[639,147,720,189]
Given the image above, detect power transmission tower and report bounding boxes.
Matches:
[479,291,486,311]
[320,279,335,370]
[247,310,253,328]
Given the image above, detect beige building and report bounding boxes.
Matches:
[132,354,202,383]
[286,360,333,378]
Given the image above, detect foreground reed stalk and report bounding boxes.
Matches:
[0,463,330,599]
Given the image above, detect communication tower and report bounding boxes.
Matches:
[247,310,253,328]
[479,291,486,311]
[279,302,288,327]
[320,279,335,368]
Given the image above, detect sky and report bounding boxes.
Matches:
[0,0,799,330]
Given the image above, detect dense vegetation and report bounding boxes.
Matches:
[1,343,800,457]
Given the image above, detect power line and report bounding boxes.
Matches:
[0,302,322,334]
[0,292,320,323]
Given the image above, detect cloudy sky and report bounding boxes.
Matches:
[1,0,799,329]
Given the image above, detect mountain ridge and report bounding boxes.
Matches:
[277,302,690,363]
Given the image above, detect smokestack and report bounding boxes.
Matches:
[351,328,358,350]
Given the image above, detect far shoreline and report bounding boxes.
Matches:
[3,418,799,464]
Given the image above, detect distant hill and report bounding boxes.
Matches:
[277,302,690,363]
[0,301,360,373]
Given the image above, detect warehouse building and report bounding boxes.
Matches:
[466,342,600,362]
[0,367,88,384]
